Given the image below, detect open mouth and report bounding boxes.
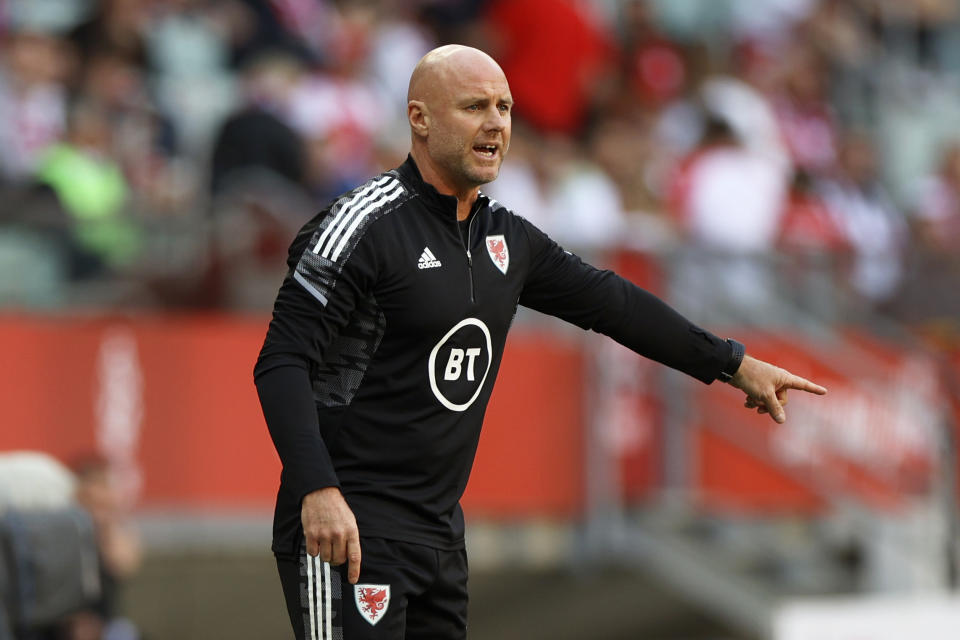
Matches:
[473,144,498,159]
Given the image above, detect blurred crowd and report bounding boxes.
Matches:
[0,0,959,327]
[0,452,142,640]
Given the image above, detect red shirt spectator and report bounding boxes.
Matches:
[484,0,616,134]
[620,0,688,108]
[778,171,849,252]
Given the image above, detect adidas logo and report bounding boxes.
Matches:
[418,247,442,269]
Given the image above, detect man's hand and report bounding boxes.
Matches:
[302,487,362,584]
[728,355,827,424]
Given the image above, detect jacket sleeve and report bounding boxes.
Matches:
[253,218,379,502]
[517,219,733,383]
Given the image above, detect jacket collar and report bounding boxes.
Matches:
[396,154,489,219]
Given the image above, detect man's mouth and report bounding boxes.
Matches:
[473,144,499,159]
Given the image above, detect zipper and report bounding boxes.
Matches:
[466,250,475,303]
[457,205,480,304]
[465,211,478,303]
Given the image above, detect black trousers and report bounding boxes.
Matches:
[275,537,468,639]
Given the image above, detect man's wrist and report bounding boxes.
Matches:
[718,338,745,384]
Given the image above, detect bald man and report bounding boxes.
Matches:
[255,45,826,639]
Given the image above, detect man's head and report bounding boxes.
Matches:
[407,45,512,197]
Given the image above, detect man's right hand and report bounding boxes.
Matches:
[302,487,362,584]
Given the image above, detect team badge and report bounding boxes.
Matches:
[485,235,509,274]
[354,584,390,625]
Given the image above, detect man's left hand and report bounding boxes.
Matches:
[728,355,827,424]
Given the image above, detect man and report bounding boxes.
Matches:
[254,45,827,640]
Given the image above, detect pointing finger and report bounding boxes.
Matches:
[786,375,827,395]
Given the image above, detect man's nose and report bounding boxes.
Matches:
[483,107,507,131]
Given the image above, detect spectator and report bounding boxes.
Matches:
[227,0,319,68]
[617,0,689,110]
[366,4,434,143]
[699,42,789,164]
[209,51,307,197]
[667,116,789,319]
[487,126,627,255]
[202,51,313,309]
[145,0,240,155]
[778,169,849,253]
[0,0,955,321]
[0,451,140,640]
[35,98,140,275]
[771,44,840,176]
[910,140,960,252]
[795,0,877,125]
[727,0,818,53]
[80,49,184,215]
[63,453,142,640]
[589,114,666,217]
[817,130,908,304]
[541,134,627,254]
[669,116,788,253]
[482,122,550,230]
[482,0,618,135]
[286,12,391,201]
[0,29,70,182]
[799,0,874,69]
[68,0,150,70]
[0,451,75,511]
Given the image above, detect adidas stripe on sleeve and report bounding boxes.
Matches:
[294,175,406,306]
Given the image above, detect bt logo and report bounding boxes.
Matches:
[428,318,492,412]
[443,348,483,381]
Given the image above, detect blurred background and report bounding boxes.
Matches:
[1,0,960,638]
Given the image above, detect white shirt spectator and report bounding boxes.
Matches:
[686,146,788,252]
[818,179,906,301]
[546,161,626,252]
[701,76,789,165]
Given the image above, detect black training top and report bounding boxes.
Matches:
[254,156,736,555]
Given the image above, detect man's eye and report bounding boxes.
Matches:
[498,104,510,113]
[466,104,479,111]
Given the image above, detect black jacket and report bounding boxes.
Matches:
[255,156,736,554]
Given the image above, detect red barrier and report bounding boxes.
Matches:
[0,314,276,509]
[0,315,585,516]
[0,314,952,518]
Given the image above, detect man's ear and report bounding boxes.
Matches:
[408,101,429,138]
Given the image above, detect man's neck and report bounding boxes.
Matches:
[410,147,479,221]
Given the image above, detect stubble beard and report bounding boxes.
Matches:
[430,134,501,190]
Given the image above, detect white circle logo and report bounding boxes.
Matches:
[428,318,493,412]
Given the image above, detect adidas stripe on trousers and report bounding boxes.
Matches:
[275,537,468,639]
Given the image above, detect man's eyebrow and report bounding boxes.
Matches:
[458,95,513,103]
[454,96,514,109]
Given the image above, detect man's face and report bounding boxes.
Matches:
[424,61,513,191]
